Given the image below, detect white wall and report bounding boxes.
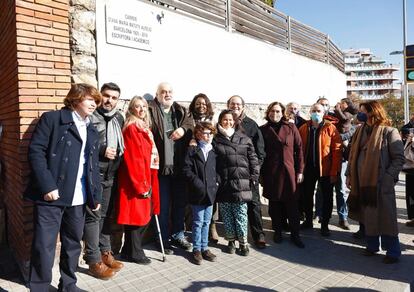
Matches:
[96,0,346,105]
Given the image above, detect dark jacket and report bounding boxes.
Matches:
[260,121,304,201]
[401,119,414,144]
[183,145,218,205]
[90,109,124,185]
[334,106,357,139]
[24,108,101,208]
[237,114,266,166]
[214,130,260,203]
[148,99,194,176]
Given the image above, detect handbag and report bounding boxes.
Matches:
[403,140,414,170]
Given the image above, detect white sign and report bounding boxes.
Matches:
[105,4,154,51]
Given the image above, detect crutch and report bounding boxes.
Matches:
[154,214,166,262]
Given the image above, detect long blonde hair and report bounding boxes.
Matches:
[124,96,151,129]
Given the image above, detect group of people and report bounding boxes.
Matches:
[25,82,407,292]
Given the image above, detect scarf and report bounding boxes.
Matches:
[218,124,235,139]
[348,124,385,207]
[198,140,213,161]
[98,107,125,155]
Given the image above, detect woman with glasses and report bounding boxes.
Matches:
[213,109,259,256]
[260,102,305,248]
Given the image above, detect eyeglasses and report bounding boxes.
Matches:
[202,132,213,136]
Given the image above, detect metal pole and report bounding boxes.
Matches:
[287,16,291,51]
[226,0,232,32]
[326,35,330,65]
[403,0,409,123]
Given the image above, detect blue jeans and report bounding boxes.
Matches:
[191,204,213,251]
[335,161,349,220]
[366,235,401,258]
[157,175,187,243]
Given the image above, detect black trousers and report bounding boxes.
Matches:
[301,167,334,225]
[122,225,148,260]
[83,183,116,264]
[405,170,414,219]
[247,183,265,241]
[29,204,85,292]
[268,200,300,236]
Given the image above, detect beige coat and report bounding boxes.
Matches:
[348,126,404,236]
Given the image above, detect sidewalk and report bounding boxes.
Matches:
[1,175,413,292]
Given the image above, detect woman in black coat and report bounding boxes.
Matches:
[260,102,305,248]
[214,109,259,256]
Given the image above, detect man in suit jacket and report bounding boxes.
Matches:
[25,83,102,292]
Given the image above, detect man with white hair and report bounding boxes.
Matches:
[148,82,194,254]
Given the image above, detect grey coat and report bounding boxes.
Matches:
[347,126,404,236]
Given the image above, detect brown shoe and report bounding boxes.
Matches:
[88,262,115,280]
[192,251,203,265]
[102,251,124,272]
[202,249,217,262]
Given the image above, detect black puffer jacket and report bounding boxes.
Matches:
[90,109,124,185]
[214,130,260,203]
[183,145,218,205]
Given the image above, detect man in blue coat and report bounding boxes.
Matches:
[25,83,102,292]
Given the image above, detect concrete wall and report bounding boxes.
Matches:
[95,0,346,106]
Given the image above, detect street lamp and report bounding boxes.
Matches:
[390,50,403,55]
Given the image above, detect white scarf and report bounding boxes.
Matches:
[218,124,235,139]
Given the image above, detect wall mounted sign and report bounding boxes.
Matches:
[105,4,154,51]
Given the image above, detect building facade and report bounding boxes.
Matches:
[344,49,400,100]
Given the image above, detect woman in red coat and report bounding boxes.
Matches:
[117,96,160,265]
[260,102,305,248]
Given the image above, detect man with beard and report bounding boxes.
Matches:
[227,95,266,249]
[83,82,124,279]
[148,82,194,254]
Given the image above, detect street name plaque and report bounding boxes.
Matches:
[105,4,154,51]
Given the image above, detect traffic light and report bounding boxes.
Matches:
[406,44,414,83]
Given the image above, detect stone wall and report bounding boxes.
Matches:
[70,0,97,86]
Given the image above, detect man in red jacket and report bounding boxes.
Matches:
[298,103,342,236]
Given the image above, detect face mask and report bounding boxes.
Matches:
[357,112,368,122]
[310,112,324,124]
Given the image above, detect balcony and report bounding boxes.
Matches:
[347,84,400,91]
[346,74,399,81]
[345,64,399,72]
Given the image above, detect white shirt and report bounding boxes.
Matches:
[71,111,90,206]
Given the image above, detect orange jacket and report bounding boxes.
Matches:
[299,120,342,177]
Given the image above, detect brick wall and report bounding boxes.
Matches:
[0,0,71,265]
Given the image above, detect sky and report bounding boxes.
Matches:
[275,0,414,81]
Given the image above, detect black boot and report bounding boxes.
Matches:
[290,235,305,248]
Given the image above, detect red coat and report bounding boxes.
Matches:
[260,121,304,201]
[117,124,160,226]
